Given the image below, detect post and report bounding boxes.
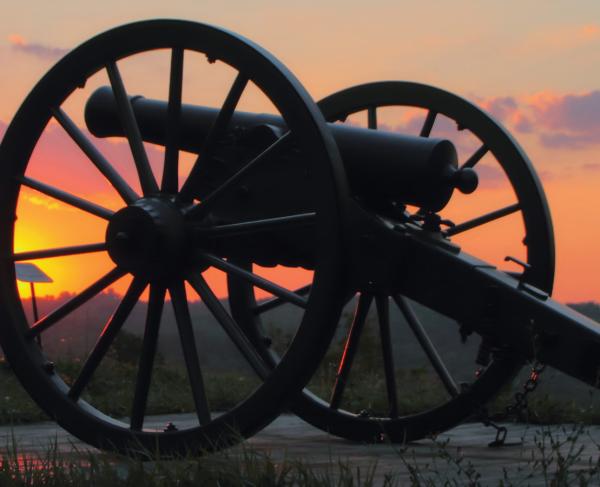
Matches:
[30,282,39,322]
[15,263,53,349]
[30,282,42,348]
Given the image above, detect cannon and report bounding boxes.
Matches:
[0,19,598,454]
[83,85,477,271]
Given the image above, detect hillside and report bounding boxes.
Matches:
[3,292,600,404]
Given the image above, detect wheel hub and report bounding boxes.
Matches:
[106,197,188,280]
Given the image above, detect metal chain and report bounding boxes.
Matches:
[504,361,546,418]
[479,361,546,447]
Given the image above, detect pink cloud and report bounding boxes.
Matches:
[539,132,599,149]
[528,91,600,133]
[478,96,534,134]
[515,23,600,55]
[480,96,518,122]
[581,24,600,40]
[525,91,600,148]
[582,163,600,172]
[537,169,555,182]
[472,164,506,189]
[20,120,164,203]
[8,34,68,60]
[3,84,598,196]
[513,112,533,133]
[471,91,600,149]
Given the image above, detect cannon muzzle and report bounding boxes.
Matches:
[85,87,477,212]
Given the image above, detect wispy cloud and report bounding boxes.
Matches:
[0,118,164,204]
[527,90,600,133]
[8,34,68,60]
[479,96,534,133]
[582,163,600,172]
[524,90,600,149]
[22,192,62,211]
[480,96,518,121]
[539,132,598,149]
[514,23,600,55]
[474,90,600,150]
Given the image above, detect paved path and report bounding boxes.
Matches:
[1,415,599,485]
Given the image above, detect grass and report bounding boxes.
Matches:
[2,323,600,426]
[483,388,600,426]
[2,351,600,426]
[0,441,388,486]
[308,366,448,416]
[401,424,600,486]
[0,357,260,424]
[0,424,599,485]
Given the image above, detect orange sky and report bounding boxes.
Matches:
[3,1,600,303]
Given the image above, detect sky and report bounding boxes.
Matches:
[2,0,600,303]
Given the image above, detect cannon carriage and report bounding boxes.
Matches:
[0,19,598,454]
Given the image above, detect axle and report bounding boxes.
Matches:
[85,87,477,213]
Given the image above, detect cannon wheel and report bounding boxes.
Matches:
[0,20,349,454]
[229,81,555,442]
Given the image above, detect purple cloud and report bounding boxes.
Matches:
[473,164,507,189]
[528,91,600,149]
[514,115,533,133]
[539,132,600,149]
[8,34,68,60]
[531,91,600,132]
[581,163,600,172]
[481,96,518,123]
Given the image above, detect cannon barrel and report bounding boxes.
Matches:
[85,87,477,212]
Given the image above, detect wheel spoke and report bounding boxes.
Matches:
[198,252,308,308]
[169,280,211,425]
[194,212,315,238]
[419,110,437,137]
[69,277,147,400]
[13,242,106,261]
[52,107,139,203]
[188,273,269,378]
[444,203,520,237]
[367,106,377,130]
[131,285,166,431]
[253,284,312,315]
[330,293,373,410]
[187,132,292,219]
[393,295,459,397]
[18,176,113,220]
[461,144,488,169]
[375,295,399,417]
[27,267,126,339]
[106,61,159,196]
[161,47,184,194]
[179,72,249,201]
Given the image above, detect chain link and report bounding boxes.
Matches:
[478,361,546,447]
[504,362,546,417]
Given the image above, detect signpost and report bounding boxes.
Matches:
[15,263,53,346]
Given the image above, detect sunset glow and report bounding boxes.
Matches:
[3,1,600,305]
